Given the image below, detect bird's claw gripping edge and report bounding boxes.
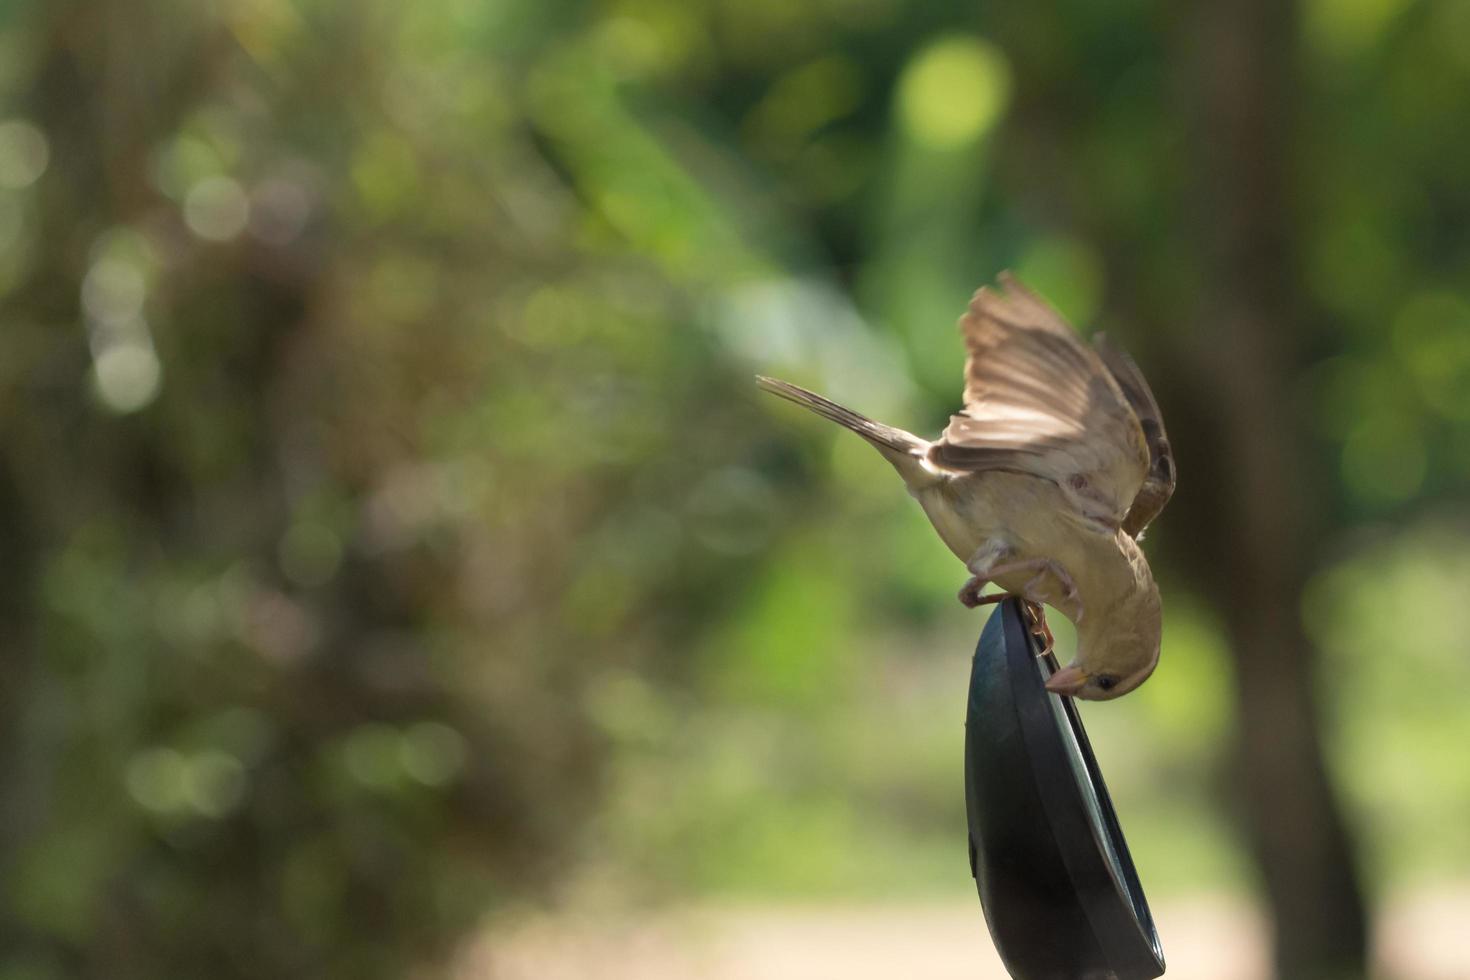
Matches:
[1020,599,1055,658]
[957,588,1056,658]
[958,553,1077,652]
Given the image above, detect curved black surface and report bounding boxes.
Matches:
[964,598,1165,980]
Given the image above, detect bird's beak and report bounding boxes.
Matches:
[1044,666,1089,696]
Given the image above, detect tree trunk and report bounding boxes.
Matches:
[1179,1,1369,977]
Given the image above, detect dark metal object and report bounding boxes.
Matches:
[964,598,1166,980]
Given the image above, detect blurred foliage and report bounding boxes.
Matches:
[1,0,1470,977]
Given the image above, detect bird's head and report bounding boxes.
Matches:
[1043,655,1156,701]
[1043,590,1162,702]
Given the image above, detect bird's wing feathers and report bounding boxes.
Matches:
[930,274,1155,532]
[1092,333,1176,537]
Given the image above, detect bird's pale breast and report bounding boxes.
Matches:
[916,470,1136,614]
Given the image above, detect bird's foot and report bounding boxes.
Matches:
[962,587,1055,657]
[1019,599,1056,658]
[958,575,990,608]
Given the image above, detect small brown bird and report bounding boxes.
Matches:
[757,273,1175,701]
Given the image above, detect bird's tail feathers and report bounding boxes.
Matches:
[755,376,929,459]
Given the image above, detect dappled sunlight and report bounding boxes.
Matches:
[3,0,1470,976]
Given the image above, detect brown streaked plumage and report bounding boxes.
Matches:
[1092,334,1175,539]
[756,272,1175,701]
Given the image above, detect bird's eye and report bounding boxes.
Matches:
[1096,675,1118,692]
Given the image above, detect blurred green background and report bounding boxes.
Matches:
[3,0,1470,977]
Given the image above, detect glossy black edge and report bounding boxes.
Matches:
[967,603,1107,978]
[1055,690,1165,970]
[1002,599,1166,977]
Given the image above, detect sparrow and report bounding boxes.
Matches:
[757,273,1175,701]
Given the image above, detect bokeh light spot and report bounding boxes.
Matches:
[0,119,50,188]
[400,722,467,787]
[92,340,162,413]
[151,134,226,199]
[81,258,146,326]
[126,748,190,814]
[344,724,404,789]
[896,36,1011,150]
[184,176,250,241]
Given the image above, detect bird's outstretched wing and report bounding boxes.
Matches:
[929,273,1168,535]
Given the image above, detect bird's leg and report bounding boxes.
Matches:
[958,588,1053,660]
[958,540,1016,608]
[962,592,1055,655]
[957,543,1064,655]
[985,557,1084,626]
